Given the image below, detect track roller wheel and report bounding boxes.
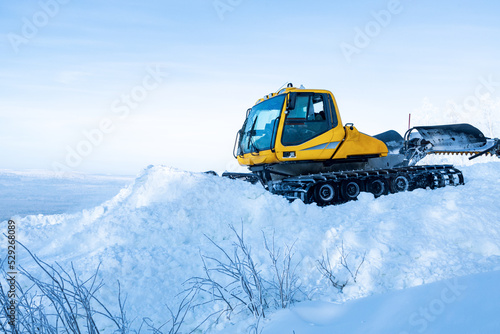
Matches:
[430,172,446,189]
[390,175,410,193]
[413,173,429,189]
[341,180,361,201]
[314,182,337,206]
[367,178,388,197]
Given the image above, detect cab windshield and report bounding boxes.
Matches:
[239,95,285,154]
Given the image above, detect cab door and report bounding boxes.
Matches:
[275,91,345,161]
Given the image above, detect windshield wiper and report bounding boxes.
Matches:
[246,115,259,152]
[249,136,259,154]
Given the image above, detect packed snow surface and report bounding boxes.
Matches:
[4,161,500,332]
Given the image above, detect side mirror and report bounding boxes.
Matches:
[287,93,297,111]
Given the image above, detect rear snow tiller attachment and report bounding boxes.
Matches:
[404,124,500,165]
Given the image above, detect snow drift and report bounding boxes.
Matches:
[260,269,500,334]
[9,161,500,332]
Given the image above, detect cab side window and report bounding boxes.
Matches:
[282,93,330,146]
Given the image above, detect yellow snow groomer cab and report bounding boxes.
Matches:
[235,85,388,178]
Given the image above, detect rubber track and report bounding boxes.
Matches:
[269,165,464,205]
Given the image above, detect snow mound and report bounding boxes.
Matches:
[261,270,500,334]
[14,162,500,331]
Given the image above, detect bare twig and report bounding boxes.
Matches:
[317,242,366,293]
[263,231,301,309]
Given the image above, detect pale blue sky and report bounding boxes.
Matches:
[1,0,500,174]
